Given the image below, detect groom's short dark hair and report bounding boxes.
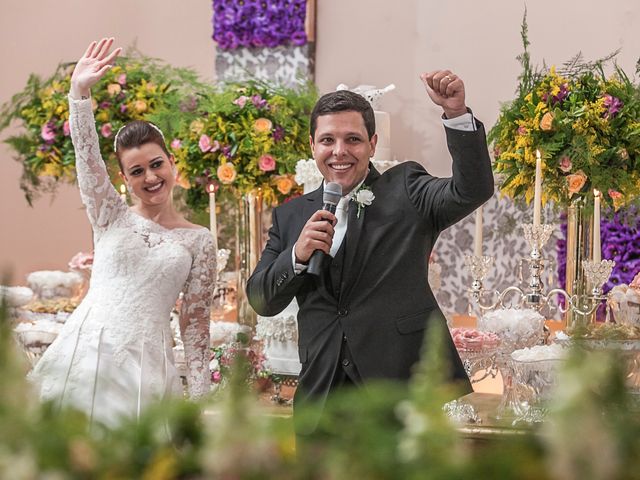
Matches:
[310,90,376,140]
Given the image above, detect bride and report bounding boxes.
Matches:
[29,38,216,427]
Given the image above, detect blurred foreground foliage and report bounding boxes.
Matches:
[2,299,640,479]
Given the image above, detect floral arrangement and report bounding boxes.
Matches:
[212,0,308,50]
[163,79,316,210]
[209,341,271,388]
[489,18,640,210]
[0,52,206,204]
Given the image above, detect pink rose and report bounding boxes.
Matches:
[63,120,70,136]
[100,123,113,138]
[171,138,182,150]
[258,154,276,172]
[558,155,572,173]
[210,139,221,152]
[41,123,56,142]
[517,125,527,135]
[199,134,212,152]
[117,73,127,85]
[233,95,248,107]
[212,371,222,383]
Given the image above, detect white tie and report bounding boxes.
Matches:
[330,197,349,257]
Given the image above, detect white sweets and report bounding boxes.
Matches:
[26,270,83,299]
[511,343,568,362]
[478,308,545,347]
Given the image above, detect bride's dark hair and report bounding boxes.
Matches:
[114,121,170,171]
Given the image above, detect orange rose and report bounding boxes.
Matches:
[253,117,273,133]
[275,175,294,195]
[540,111,554,131]
[217,162,237,184]
[175,169,191,189]
[107,83,122,96]
[566,170,587,196]
[134,100,148,113]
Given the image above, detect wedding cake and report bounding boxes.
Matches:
[255,299,301,375]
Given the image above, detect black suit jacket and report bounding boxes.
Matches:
[247,122,494,413]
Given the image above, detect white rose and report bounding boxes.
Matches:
[209,358,219,371]
[356,189,375,206]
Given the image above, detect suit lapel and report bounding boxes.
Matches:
[340,164,380,301]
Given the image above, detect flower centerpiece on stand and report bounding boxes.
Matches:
[158,80,317,325]
[488,16,640,325]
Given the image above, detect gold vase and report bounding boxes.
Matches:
[564,198,593,328]
[235,189,265,328]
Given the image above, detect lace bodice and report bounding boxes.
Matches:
[68,97,215,398]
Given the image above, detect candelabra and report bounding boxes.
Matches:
[465,223,615,324]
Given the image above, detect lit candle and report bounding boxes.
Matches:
[119,184,127,204]
[593,189,601,262]
[474,206,483,257]
[208,183,217,239]
[533,149,542,227]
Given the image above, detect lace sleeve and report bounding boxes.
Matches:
[69,96,127,236]
[180,230,216,398]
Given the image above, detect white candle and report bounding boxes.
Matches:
[119,184,127,204]
[208,184,217,239]
[593,189,601,262]
[474,206,483,257]
[533,149,542,227]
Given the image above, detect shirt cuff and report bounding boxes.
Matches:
[442,112,476,131]
[291,245,308,275]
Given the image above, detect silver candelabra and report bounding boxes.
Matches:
[465,223,615,324]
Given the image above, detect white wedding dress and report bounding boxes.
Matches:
[29,97,216,427]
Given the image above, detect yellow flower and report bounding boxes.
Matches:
[253,117,273,133]
[190,120,205,135]
[567,170,587,197]
[540,111,554,131]
[217,162,237,184]
[107,83,122,96]
[275,175,294,195]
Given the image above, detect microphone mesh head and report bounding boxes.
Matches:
[323,182,342,206]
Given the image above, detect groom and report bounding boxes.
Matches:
[246,70,494,432]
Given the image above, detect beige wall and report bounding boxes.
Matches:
[1,0,639,285]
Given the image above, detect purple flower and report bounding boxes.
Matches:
[272,125,285,142]
[212,0,308,50]
[251,94,267,109]
[99,101,111,109]
[120,104,128,113]
[603,94,623,118]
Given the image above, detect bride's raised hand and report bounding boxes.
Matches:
[70,38,122,99]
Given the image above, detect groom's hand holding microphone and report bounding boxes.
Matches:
[294,182,342,276]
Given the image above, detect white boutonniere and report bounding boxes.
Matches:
[352,185,375,218]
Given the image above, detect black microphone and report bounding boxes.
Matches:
[307,182,342,276]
